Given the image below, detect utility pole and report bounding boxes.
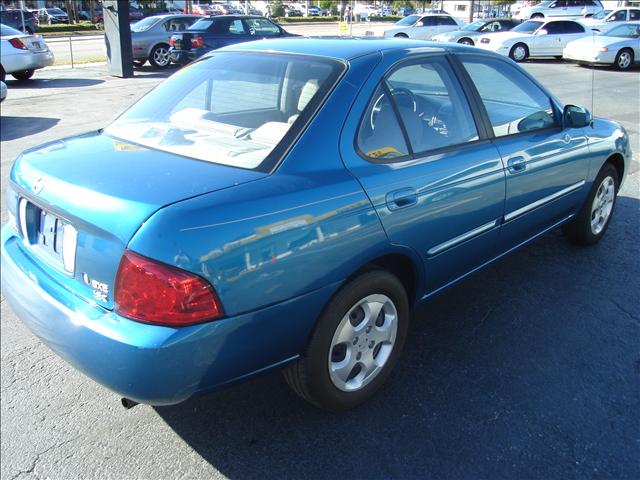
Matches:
[468,0,475,22]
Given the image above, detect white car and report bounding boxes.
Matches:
[579,7,640,30]
[0,80,7,103]
[514,0,603,21]
[0,23,54,81]
[365,14,462,39]
[476,19,592,62]
[564,21,640,69]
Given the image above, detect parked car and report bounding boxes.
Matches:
[514,0,603,21]
[132,14,200,68]
[169,15,294,65]
[365,14,462,39]
[0,9,39,34]
[431,18,520,45]
[307,6,321,16]
[0,23,54,81]
[284,5,303,17]
[1,38,630,411]
[580,7,640,30]
[37,7,69,24]
[0,80,6,102]
[564,21,640,69]
[396,7,415,16]
[477,19,592,61]
[129,6,145,21]
[582,8,611,19]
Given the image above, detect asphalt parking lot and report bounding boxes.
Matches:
[1,59,639,479]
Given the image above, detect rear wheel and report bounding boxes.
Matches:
[615,48,634,70]
[458,37,474,46]
[562,163,618,245]
[283,270,409,411]
[509,43,529,62]
[394,33,408,38]
[149,44,171,68]
[12,69,34,81]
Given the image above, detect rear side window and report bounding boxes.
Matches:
[420,17,437,26]
[436,16,457,25]
[461,57,559,137]
[630,9,640,20]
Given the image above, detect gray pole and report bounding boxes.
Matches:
[103,0,133,78]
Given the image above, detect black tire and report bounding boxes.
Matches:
[531,13,544,19]
[614,48,634,70]
[133,60,146,68]
[509,43,529,62]
[458,37,474,46]
[149,43,171,68]
[12,69,34,81]
[554,55,563,60]
[283,270,410,411]
[394,33,408,38]
[562,163,619,246]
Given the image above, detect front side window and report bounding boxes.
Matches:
[105,53,343,171]
[512,20,544,33]
[605,23,640,37]
[609,10,627,21]
[245,17,281,36]
[461,57,559,137]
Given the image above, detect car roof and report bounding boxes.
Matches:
[218,37,458,61]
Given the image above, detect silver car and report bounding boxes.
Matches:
[431,19,520,46]
[0,23,54,81]
[563,21,640,69]
[131,14,200,68]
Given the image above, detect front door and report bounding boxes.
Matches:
[457,55,590,247]
[340,54,506,296]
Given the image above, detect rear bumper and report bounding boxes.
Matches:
[1,226,337,405]
[563,49,615,65]
[4,50,55,73]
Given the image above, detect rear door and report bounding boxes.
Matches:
[434,15,460,36]
[341,54,506,295]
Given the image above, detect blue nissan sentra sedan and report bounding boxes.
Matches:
[1,39,631,411]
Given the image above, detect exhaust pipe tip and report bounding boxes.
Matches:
[121,398,139,410]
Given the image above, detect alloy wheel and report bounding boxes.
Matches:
[590,176,615,235]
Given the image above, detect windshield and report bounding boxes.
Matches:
[605,23,640,37]
[396,15,420,26]
[462,21,486,31]
[512,20,543,33]
[0,24,24,36]
[131,17,161,32]
[48,8,65,14]
[105,53,344,171]
[592,9,612,19]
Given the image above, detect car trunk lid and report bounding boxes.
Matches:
[10,131,266,309]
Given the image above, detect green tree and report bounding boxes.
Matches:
[272,0,285,17]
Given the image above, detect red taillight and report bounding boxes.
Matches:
[169,36,175,47]
[114,250,223,326]
[9,38,27,50]
[191,35,204,48]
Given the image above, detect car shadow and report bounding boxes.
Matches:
[3,78,105,89]
[0,116,60,141]
[154,194,639,479]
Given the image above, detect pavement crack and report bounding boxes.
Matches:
[610,299,640,324]
[8,436,80,480]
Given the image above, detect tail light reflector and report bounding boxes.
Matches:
[115,250,223,326]
[169,36,175,47]
[9,38,28,50]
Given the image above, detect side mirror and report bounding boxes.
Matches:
[563,104,592,128]
[537,28,548,35]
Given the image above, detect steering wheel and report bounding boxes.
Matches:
[370,88,418,130]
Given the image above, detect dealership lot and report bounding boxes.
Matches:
[1,56,639,480]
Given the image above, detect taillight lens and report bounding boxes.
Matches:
[115,250,223,326]
[169,36,175,47]
[9,38,27,50]
[191,35,204,48]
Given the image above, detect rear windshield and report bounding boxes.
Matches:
[105,52,344,171]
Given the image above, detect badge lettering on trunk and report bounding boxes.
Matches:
[83,273,109,302]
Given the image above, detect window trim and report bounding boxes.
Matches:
[449,52,565,142]
[354,53,490,165]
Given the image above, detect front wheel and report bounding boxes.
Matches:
[615,48,634,70]
[283,270,409,411]
[12,69,34,81]
[562,163,618,245]
[509,43,529,62]
[394,33,408,38]
[458,37,474,46]
[149,44,171,68]
[531,13,544,19]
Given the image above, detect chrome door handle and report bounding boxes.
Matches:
[507,157,527,174]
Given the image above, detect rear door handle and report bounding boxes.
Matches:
[507,157,527,174]
[386,188,417,210]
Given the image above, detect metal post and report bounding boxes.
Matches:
[69,35,74,68]
[103,0,133,78]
